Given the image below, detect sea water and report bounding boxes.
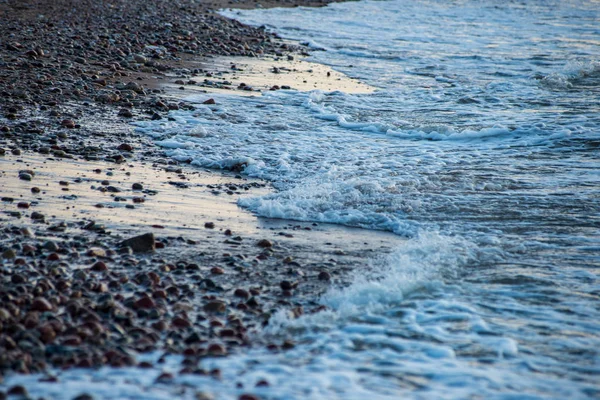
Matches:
[11,0,599,398]
[138,0,599,398]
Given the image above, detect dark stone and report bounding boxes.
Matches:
[120,233,155,253]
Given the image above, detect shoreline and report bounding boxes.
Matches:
[0,0,392,393]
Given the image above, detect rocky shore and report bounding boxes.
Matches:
[0,0,374,397]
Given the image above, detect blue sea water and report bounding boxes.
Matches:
[10,0,598,399]
[137,0,600,398]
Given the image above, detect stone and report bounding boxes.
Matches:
[118,109,133,118]
[31,297,53,312]
[318,271,332,281]
[61,119,76,129]
[2,249,16,259]
[234,288,250,299]
[256,239,272,248]
[118,143,133,151]
[91,261,108,272]
[44,240,59,251]
[134,297,155,309]
[132,183,143,190]
[172,317,191,328]
[87,248,106,257]
[19,172,33,181]
[72,393,94,400]
[204,301,226,313]
[120,233,155,252]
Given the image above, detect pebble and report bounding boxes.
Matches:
[61,119,76,129]
[2,249,16,259]
[31,211,44,220]
[44,240,59,251]
[172,316,192,328]
[118,108,133,118]
[72,394,94,400]
[256,239,272,248]
[31,297,53,312]
[118,143,133,151]
[318,271,332,281]
[91,261,108,272]
[234,288,250,299]
[120,232,155,252]
[134,297,155,309]
[19,172,33,181]
[204,301,226,313]
[132,182,143,190]
[87,248,106,257]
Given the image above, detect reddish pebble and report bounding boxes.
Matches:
[234,288,250,299]
[211,266,224,275]
[47,253,59,261]
[239,395,260,400]
[31,297,52,312]
[172,317,191,328]
[134,297,155,309]
[207,343,227,356]
[118,143,133,151]
[91,261,108,272]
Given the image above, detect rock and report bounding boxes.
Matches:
[31,297,53,312]
[132,183,143,190]
[155,372,174,383]
[2,249,16,259]
[204,301,226,313]
[238,394,259,400]
[211,266,224,275]
[318,271,332,281]
[44,240,59,251]
[207,343,226,356]
[118,109,133,118]
[19,172,33,181]
[134,297,155,309]
[87,248,106,257]
[134,54,147,64]
[72,394,94,400]
[118,143,133,151]
[120,233,155,252]
[31,187,41,193]
[17,202,30,209]
[91,261,108,272]
[61,119,76,129]
[203,98,216,105]
[256,239,272,248]
[204,222,215,229]
[172,316,192,328]
[7,386,27,396]
[234,288,250,299]
[280,280,293,291]
[31,211,45,220]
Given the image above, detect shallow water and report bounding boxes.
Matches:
[137,0,600,398]
[9,0,600,398]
